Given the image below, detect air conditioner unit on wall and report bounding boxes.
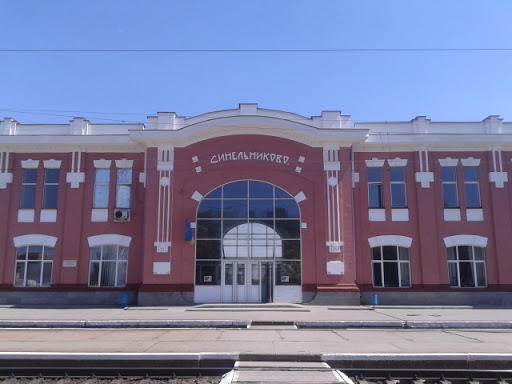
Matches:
[114,208,131,222]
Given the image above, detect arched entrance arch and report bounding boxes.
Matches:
[194,180,302,303]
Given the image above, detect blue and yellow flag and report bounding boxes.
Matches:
[185,219,195,245]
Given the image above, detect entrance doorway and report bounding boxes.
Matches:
[194,180,302,304]
[222,261,273,303]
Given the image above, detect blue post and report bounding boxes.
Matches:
[370,293,378,306]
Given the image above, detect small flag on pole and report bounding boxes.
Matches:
[185,218,195,245]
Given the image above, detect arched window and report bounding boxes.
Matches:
[87,235,131,287]
[13,234,57,287]
[368,235,412,288]
[444,235,487,288]
[195,180,301,286]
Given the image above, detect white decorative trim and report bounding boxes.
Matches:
[438,157,459,167]
[195,166,202,173]
[298,156,305,163]
[159,176,170,187]
[88,234,132,248]
[153,262,171,275]
[461,157,480,167]
[294,191,306,203]
[326,241,343,253]
[157,147,174,171]
[91,208,108,222]
[40,209,57,222]
[466,208,484,221]
[489,171,507,188]
[326,261,344,275]
[192,156,199,163]
[190,222,197,229]
[139,172,146,185]
[415,171,434,188]
[444,208,461,222]
[301,222,307,229]
[391,208,409,222]
[295,166,302,173]
[14,234,58,248]
[21,159,39,169]
[0,172,13,189]
[324,162,340,171]
[155,148,174,254]
[66,172,85,189]
[115,158,134,168]
[43,159,62,169]
[368,235,413,248]
[192,191,203,202]
[365,158,385,167]
[369,208,385,222]
[93,159,112,168]
[387,158,408,167]
[17,209,35,222]
[0,152,12,188]
[352,172,359,188]
[154,241,172,253]
[443,234,488,248]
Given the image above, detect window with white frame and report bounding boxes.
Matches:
[441,167,458,208]
[115,168,132,209]
[20,169,37,209]
[447,245,486,288]
[463,167,481,208]
[14,245,54,287]
[390,167,407,208]
[93,169,110,208]
[89,244,128,287]
[368,168,384,208]
[42,169,60,209]
[372,245,411,288]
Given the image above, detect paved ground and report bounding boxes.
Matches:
[1,305,511,383]
[0,304,511,354]
[1,304,512,325]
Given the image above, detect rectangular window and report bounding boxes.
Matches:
[447,245,486,288]
[463,167,481,208]
[116,168,132,208]
[20,169,38,209]
[390,167,406,208]
[89,245,128,287]
[42,169,60,209]
[93,169,110,208]
[368,168,384,208]
[441,167,458,208]
[372,246,411,288]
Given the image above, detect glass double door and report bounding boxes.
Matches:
[222,261,273,303]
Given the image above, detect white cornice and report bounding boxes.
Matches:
[131,116,368,148]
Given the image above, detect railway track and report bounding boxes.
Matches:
[0,354,510,384]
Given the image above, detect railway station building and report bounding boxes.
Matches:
[1,104,511,306]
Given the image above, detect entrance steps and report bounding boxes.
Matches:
[219,361,355,383]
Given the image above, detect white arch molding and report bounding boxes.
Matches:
[87,234,132,248]
[368,235,413,248]
[443,234,488,248]
[13,234,58,248]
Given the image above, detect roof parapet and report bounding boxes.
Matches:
[0,118,18,135]
[412,116,431,133]
[483,115,503,134]
[69,117,90,135]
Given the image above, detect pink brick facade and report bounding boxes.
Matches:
[0,106,511,306]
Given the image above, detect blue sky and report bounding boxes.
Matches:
[1,0,511,125]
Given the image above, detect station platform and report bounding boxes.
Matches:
[0,303,512,329]
[0,304,511,380]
